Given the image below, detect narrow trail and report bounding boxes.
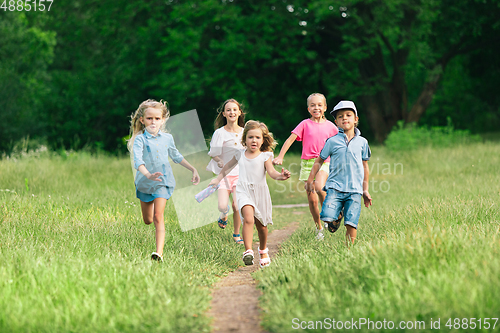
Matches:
[208,221,300,333]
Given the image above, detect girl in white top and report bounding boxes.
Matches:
[206,99,245,244]
[210,121,291,268]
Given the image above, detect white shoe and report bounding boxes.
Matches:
[315,228,324,241]
[151,252,163,262]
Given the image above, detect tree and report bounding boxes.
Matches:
[298,0,500,142]
[0,12,55,153]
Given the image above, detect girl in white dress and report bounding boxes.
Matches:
[210,121,291,267]
[206,99,245,244]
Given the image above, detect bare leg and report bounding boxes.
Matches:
[231,188,242,242]
[140,198,167,256]
[152,198,167,256]
[140,200,154,225]
[254,219,269,260]
[241,205,255,251]
[346,225,357,245]
[311,170,328,230]
[305,171,328,230]
[217,189,230,216]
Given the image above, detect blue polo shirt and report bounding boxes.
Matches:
[319,128,371,194]
[133,130,184,194]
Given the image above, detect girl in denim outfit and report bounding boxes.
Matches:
[128,99,200,261]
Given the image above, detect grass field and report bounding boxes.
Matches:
[1,143,499,332]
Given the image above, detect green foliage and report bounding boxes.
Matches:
[385,118,481,151]
[1,1,499,153]
[0,12,55,154]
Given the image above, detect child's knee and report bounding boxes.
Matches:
[308,195,319,205]
[153,213,164,224]
[144,218,153,225]
[243,218,254,226]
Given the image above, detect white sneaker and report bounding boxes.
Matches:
[315,228,324,241]
[151,252,163,262]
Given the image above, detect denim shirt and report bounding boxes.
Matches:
[133,130,184,194]
[320,128,371,194]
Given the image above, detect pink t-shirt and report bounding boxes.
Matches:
[292,119,338,162]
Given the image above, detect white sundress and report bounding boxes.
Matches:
[235,150,274,226]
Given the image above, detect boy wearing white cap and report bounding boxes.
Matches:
[305,101,372,244]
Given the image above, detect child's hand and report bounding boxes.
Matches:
[272,157,283,165]
[147,172,163,181]
[208,178,219,188]
[191,170,200,185]
[217,160,224,168]
[304,180,315,193]
[280,168,291,180]
[363,191,372,207]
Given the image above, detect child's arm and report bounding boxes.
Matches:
[208,131,225,168]
[179,159,200,185]
[133,136,163,181]
[264,158,291,180]
[212,156,224,168]
[137,165,163,181]
[208,156,238,187]
[304,156,325,193]
[362,160,372,207]
[272,133,298,165]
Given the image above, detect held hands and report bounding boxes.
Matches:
[304,180,315,194]
[279,168,291,180]
[217,160,224,168]
[147,172,163,182]
[363,191,372,207]
[272,157,283,165]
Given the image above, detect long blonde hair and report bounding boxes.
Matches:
[241,120,277,152]
[127,99,169,152]
[214,98,246,130]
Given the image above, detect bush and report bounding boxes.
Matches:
[385,118,481,151]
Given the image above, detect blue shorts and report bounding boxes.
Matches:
[136,186,173,202]
[320,189,362,229]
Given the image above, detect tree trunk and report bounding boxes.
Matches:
[406,64,445,123]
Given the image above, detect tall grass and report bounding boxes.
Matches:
[256,142,500,332]
[1,142,499,332]
[0,151,248,332]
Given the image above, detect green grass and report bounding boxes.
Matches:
[256,142,500,332]
[1,143,499,332]
[0,151,267,332]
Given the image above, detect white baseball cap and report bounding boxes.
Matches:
[331,100,358,118]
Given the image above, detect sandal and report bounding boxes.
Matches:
[327,211,344,233]
[233,234,244,245]
[242,249,254,266]
[259,247,271,268]
[151,252,163,262]
[217,204,230,229]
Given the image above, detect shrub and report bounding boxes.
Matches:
[385,118,481,151]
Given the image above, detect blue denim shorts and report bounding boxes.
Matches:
[136,186,173,202]
[320,189,362,229]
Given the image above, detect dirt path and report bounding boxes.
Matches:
[208,221,300,333]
